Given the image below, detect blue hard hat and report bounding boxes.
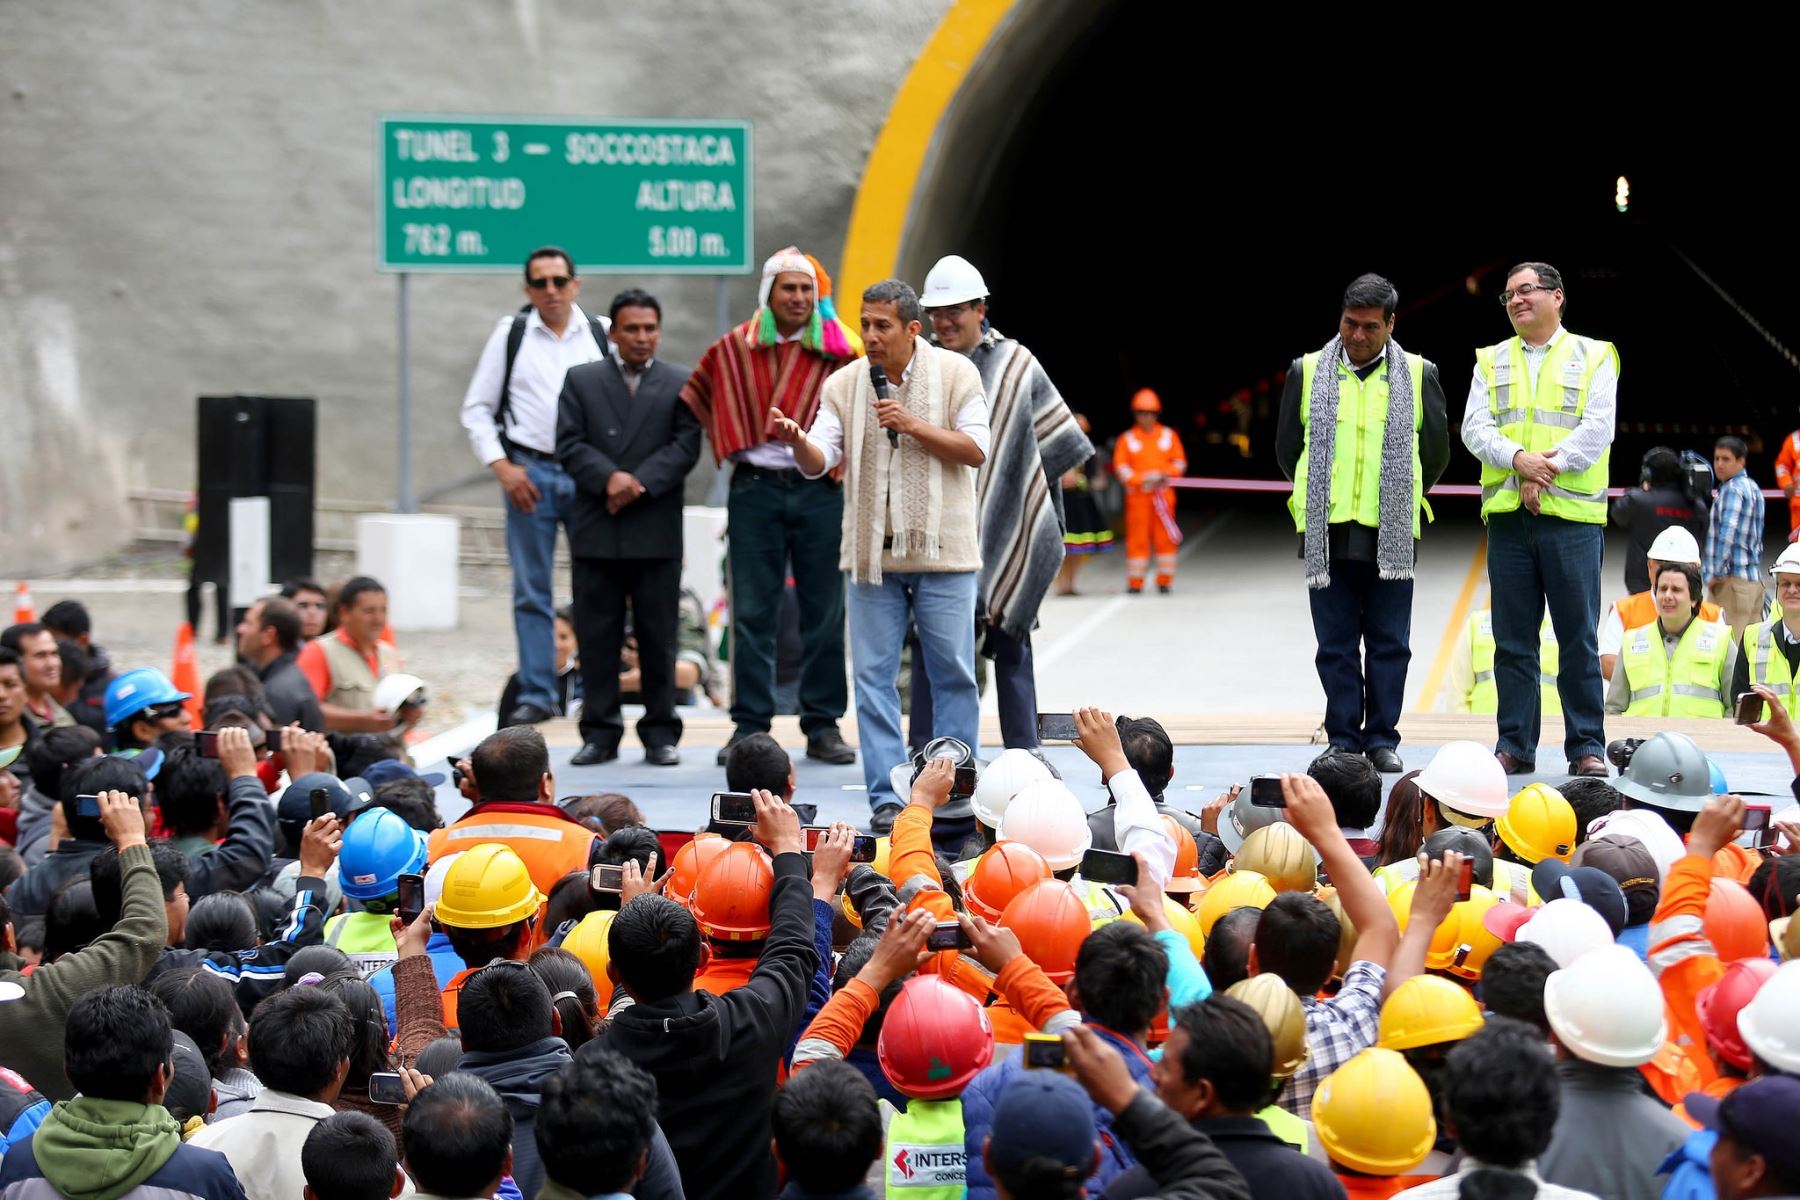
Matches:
[104,668,191,729]
[338,807,427,901]
[1708,757,1729,795]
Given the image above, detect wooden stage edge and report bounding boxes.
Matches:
[531,713,1782,754]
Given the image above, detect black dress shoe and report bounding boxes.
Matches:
[1367,747,1405,773]
[868,805,902,835]
[645,744,680,767]
[1568,754,1609,778]
[506,702,556,727]
[806,729,856,765]
[1325,743,1359,756]
[569,742,619,766]
[715,730,753,766]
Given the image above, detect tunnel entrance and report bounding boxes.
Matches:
[896,3,1800,495]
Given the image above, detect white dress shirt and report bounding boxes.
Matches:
[800,349,990,478]
[459,303,609,463]
[1461,326,1617,475]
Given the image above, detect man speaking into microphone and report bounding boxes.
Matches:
[770,279,989,830]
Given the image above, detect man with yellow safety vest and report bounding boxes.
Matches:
[1278,273,1449,774]
[1729,541,1800,708]
[1462,262,1617,779]
[1606,563,1734,718]
[1598,525,1721,682]
[1450,605,1560,716]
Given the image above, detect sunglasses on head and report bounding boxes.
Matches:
[527,275,573,290]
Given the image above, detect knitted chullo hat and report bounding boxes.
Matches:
[753,246,862,359]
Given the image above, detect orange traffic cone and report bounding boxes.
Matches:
[171,621,203,725]
[12,581,34,625]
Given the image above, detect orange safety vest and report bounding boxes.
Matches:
[693,953,759,996]
[1112,423,1187,492]
[428,802,599,898]
[441,965,479,1029]
[1613,592,1723,634]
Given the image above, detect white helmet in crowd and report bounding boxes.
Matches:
[999,779,1091,871]
[424,851,464,909]
[972,749,1054,830]
[1415,741,1509,820]
[920,255,988,308]
[1647,526,1703,566]
[1589,808,1685,884]
[1738,959,1800,1073]
[1518,897,1616,968]
[1772,542,1800,578]
[1544,944,1666,1067]
[373,673,428,714]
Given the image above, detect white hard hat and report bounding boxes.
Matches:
[1415,741,1509,819]
[1647,526,1703,565]
[1738,959,1800,1072]
[1518,897,1616,968]
[373,673,428,713]
[972,748,1054,830]
[1773,542,1800,577]
[1544,943,1667,1067]
[999,779,1092,871]
[424,850,464,909]
[1589,808,1685,884]
[921,255,989,308]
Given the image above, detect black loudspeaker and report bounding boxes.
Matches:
[194,395,316,597]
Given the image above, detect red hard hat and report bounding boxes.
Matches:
[964,841,1053,922]
[689,842,774,941]
[998,879,1091,984]
[1704,878,1771,965]
[877,976,995,1100]
[1697,956,1778,1071]
[668,833,729,909]
[1131,388,1162,413]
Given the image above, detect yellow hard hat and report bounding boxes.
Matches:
[1435,887,1505,981]
[1378,974,1485,1051]
[1496,783,1577,864]
[1233,824,1318,894]
[1121,894,1206,964]
[1316,886,1358,980]
[1196,870,1276,937]
[1226,974,1308,1079]
[871,836,892,879]
[560,910,616,1007]
[1311,1048,1437,1176]
[433,843,545,930]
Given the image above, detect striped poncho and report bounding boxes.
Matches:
[681,315,862,464]
[966,328,1093,640]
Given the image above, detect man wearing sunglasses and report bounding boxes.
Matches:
[1463,262,1618,779]
[460,246,612,730]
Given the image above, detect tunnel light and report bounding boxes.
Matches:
[1616,175,1630,213]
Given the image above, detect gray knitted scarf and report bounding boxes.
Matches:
[1303,337,1415,588]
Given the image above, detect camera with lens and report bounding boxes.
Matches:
[1607,737,1645,771]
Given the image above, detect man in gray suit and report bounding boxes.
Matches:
[557,288,702,766]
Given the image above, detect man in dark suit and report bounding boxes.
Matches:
[557,288,702,766]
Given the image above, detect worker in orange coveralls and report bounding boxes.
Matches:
[1775,424,1800,541]
[1112,389,1187,593]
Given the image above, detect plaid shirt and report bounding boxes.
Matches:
[1274,958,1387,1116]
[1705,471,1764,582]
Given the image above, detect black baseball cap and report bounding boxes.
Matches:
[1531,861,1629,937]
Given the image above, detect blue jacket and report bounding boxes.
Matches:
[961,1022,1156,1200]
[368,931,463,1035]
[1658,1128,1716,1200]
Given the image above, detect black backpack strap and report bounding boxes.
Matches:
[495,306,531,461]
[590,316,612,359]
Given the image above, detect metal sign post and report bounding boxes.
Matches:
[396,272,415,513]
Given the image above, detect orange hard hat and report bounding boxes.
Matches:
[1705,877,1771,964]
[999,879,1092,984]
[1159,815,1203,894]
[877,976,995,1100]
[689,842,774,942]
[965,841,1054,922]
[1697,956,1778,1071]
[1131,388,1162,413]
[668,833,729,908]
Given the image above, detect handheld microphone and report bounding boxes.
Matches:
[870,364,898,448]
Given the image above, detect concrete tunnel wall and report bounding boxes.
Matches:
[0,0,981,569]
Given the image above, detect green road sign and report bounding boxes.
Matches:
[376,115,752,274]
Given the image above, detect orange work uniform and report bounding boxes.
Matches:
[1775,429,1800,539]
[1112,422,1186,589]
[427,801,599,899]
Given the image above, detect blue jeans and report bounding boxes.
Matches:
[503,455,576,711]
[1307,558,1412,752]
[1487,509,1605,763]
[847,570,980,810]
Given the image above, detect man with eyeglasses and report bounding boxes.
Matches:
[1462,262,1618,779]
[460,245,611,730]
[911,254,1091,753]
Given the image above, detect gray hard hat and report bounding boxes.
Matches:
[1611,731,1712,813]
[1220,790,1291,854]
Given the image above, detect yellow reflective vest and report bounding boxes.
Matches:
[1619,618,1731,718]
[884,1097,966,1198]
[1467,609,1562,715]
[1476,333,1616,524]
[1742,618,1800,713]
[1291,349,1430,537]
